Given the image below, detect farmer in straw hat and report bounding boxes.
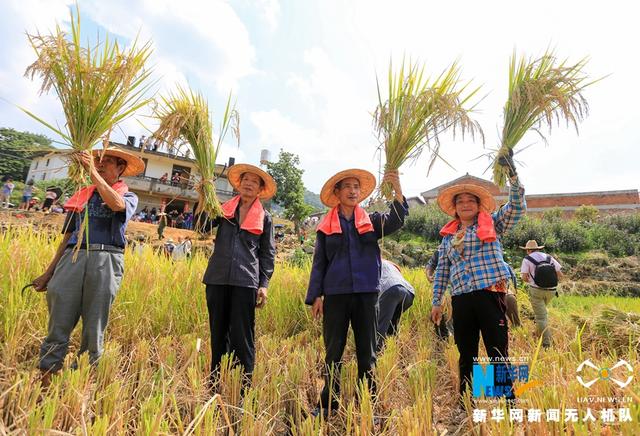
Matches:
[202,163,277,393]
[519,239,563,348]
[32,147,145,386]
[306,169,407,418]
[430,156,525,404]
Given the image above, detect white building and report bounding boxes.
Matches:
[26,140,236,214]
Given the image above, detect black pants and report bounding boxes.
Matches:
[205,285,256,384]
[320,293,378,410]
[452,290,514,399]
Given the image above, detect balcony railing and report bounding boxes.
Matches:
[123,175,235,200]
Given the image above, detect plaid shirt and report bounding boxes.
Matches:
[432,180,526,306]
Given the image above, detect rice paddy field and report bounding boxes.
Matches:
[1,227,639,435]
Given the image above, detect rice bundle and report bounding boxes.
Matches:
[22,6,153,185]
[374,59,482,200]
[494,50,595,187]
[572,307,640,353]
[152,87,238,227]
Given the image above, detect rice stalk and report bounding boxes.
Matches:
[22,5,154,185]
[571,307,640,353]
[493,49,597,186]
[152,87,239,228]
[374,58,483,200]
[21,6,153,255]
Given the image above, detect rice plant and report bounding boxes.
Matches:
[493,49,597,186]
[22,6,154,185]
[374,58,483,200]
[152,87,238,225]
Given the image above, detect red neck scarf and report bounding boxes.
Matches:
[317,205,374,235]
[63,181,129,212]
[439,211,496,242]
[221,195,265,235]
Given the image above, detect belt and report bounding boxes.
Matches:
[68,244,124,253]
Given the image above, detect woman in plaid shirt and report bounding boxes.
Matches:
[430,157,525,403]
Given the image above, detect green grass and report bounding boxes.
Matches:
[551,295,640,314]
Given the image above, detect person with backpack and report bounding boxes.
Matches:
[519,240,563,348]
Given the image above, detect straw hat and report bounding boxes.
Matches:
[520,240,545,250]
[93,147,145,177]
[437,183,497,217]
[227,163,277,200]
[319,169,376,208]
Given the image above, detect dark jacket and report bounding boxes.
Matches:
[202,207,275,289]
[305,199,408,305]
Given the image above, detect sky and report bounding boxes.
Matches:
[1,0,638,197]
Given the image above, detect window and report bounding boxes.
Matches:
[41,173,46,180]
[171,164,192,188]
[46,158,50,167]
[34,161,39,170]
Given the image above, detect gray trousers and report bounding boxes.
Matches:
[376,285,414,351]
[39,248,124,372]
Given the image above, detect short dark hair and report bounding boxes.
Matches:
[240,172,265,188]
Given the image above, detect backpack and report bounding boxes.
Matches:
[525,255,558,288]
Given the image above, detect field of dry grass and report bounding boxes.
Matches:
[1,227,639,435]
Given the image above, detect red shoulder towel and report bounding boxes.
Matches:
[64,181,129,212]
[221,195,265,235]
[317,205,374,235]
[439,211,496,242]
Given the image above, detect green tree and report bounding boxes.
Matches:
[0,128,53,180]
[266,150,314,231]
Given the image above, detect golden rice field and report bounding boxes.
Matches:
[1,228,639,435]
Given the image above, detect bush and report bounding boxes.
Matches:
[550,220,590,253]
[404,204,450,241]
[574,205,599,224]
[588,224,637,257]
[288,248,311,267]
[602,213,640,235]
[501,216,552,250]
[542,207,563,223]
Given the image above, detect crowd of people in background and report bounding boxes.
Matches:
[1,176,66,213]
[130,206,194,230]
[134,135,192,159]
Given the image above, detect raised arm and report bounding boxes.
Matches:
[493,177,526,235]
[371,198,409,238]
